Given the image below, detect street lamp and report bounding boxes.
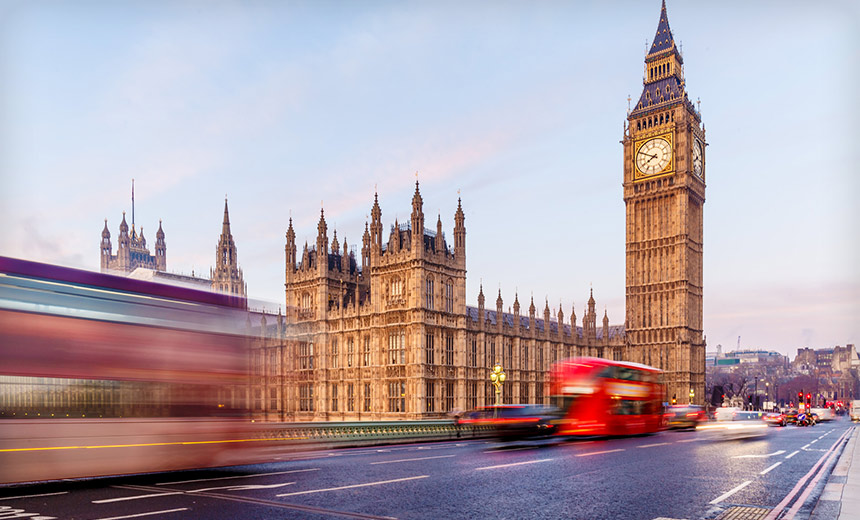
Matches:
[489,364,506,411]
[765,382,769,411]
[689,387,694,405]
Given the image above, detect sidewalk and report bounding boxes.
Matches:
[811,422,859,520]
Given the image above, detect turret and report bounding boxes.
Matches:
[361,221,370,272]
[543,300,551,339]
[603,309,610,344]
[100,219,112,269]
[389,220,399,253]
[117,212,130,268]
[370,193,382,254]
[316,208,328,274]
[557,306,564,339]
[410,181,424,257]
[513,293,521,333]
[155,220,166,271]
[454,197,465,260]
[435,214,444,254]
[495,290,503,332]
[477,284,485,327]
[286,218,297,275]
[529,296,536,337]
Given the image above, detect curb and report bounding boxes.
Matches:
[810,423,858,520]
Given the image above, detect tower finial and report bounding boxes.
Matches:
[131,178,135,231]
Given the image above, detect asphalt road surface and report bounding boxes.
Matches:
[1,417,854,520]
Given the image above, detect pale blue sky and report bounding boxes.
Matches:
[1,1,857,356]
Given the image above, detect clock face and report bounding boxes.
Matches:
[635,137,672,176]
[692,140,703,177]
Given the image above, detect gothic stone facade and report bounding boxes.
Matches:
[210,199,247,297]
[621,1,706,405]
[250,1,705,420]
[100,212,166,273]
[251,184,624,421]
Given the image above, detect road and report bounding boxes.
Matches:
[1,418,854,520]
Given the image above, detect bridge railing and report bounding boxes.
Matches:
[250,419,496,449]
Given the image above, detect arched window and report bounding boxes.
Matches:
[426,276,435,309]
[445,280,454,313]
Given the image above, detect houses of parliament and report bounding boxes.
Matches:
[103,1,706,421]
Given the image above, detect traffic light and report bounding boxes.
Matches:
[672,394,676,405]
[806,393,811,407]
[798,391,803,402]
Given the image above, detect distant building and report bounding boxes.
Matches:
[100,182,166,274]
[793,345,857,376]
[100,189,245,299]
[100,214,166,273]
[210,199,246,297]
[126,267,211,291]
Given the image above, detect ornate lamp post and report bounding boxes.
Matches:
[489,364,506,412]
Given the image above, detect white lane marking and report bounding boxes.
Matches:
[801,444,810,450]
[810,439,818,444]
[709,480,752,504]
[0,491,68,501]
[732,450,785,459]
[638,443,670,449]
[371,455,456,465]
[92,508,188,520]
[475,459,553,471]
[186,482,295,493]
[93,492,184,504]
[576,449,625,457]
[760,462,782,475]
[482,446,533,453]
[786,450,800,459]
[677,438,700,443]
[276,475,428,497]
[156,468,319,486]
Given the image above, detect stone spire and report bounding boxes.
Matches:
[410,181,424,242]
[286,217,296,273]
[211,198,245,297]
[454,197,465,254]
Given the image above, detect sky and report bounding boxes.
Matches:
[0,0,858,357]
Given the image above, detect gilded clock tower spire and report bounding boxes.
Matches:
[623,0,706,406]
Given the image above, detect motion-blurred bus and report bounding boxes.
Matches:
[0,256,256,484]
[549,357,665,436]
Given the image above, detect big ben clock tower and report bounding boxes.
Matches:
[623,1,706,405]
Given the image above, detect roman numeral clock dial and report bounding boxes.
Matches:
[635,136,673,178]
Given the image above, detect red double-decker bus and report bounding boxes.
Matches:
[549,357,665,436]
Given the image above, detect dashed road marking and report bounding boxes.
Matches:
[156,468,319,486]
[638,442,670,448]
[93,492,184,504]
[709,480,752,504]
[732,450,785,459]
[276,475,429,496]
[760,462,782,475]
[786,450,800,459]
[576,449,625,457]
[476,459,553,470]
[371,455,456,465]
[92,508,188,520]
[0,491,68,501]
